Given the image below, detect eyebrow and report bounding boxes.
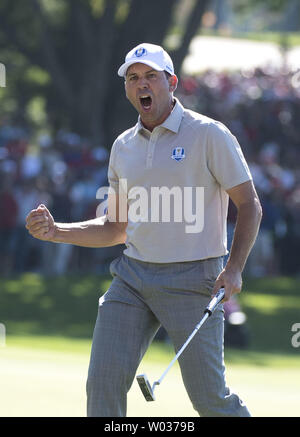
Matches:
[126,69,157,78]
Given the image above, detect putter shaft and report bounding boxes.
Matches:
[137,288,225,401]
[154,312,209,386]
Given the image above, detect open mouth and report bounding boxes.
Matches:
[139,95,152,111]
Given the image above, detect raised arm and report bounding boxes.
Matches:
[25,192,127,248]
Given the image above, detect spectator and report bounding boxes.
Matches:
[0,175,18,275]
[1,66,300,276]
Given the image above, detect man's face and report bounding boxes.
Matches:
[124,63,177,131]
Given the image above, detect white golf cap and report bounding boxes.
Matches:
[118,43,174,77]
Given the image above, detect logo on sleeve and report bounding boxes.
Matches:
[171,147,185,162]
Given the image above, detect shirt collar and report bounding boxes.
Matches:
[137,97,184,135]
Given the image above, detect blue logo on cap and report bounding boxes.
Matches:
[135,47,147,57]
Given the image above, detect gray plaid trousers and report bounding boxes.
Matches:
[86,255,250,417]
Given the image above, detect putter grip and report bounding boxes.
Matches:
[204,288,225,316]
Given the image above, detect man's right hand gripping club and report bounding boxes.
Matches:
[26,204,56,241]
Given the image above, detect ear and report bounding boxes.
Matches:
[169,74,178,92]
[124,80,129,100]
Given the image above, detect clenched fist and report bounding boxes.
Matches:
[26,204,56,241]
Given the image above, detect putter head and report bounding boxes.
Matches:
[136,374,155,401]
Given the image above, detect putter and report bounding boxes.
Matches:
[136,287,225,401]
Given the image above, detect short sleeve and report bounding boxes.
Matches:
[107,140,119,193]
[207,121,252,190]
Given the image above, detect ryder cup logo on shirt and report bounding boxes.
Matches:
[171,147,185,162]
[135,47,147,57]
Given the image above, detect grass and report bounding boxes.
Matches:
[1,275,299,355]
[0,275,300,416]
[1,335,300,417]
[238,277,300,354]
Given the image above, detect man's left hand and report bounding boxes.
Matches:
[211,266,242,302]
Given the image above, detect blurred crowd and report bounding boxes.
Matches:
[1,66,300,277]
[0,127,120,275]
[177,67,300,277]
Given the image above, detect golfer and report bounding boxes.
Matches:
[26,43,262,417]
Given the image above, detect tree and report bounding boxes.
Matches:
[0,0,211,147]
[233,0,300,30]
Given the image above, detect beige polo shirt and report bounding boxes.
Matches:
[108,98,252,263]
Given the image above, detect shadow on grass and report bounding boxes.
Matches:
[237,277,300,357]
[1,275,300,366]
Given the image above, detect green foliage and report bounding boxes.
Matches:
[0,0,208,144]
[202,29,300,47]
[233,0,288,13]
